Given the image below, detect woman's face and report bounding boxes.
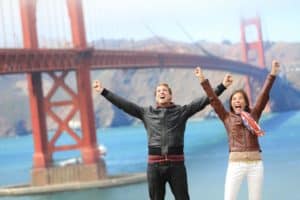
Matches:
[231,92,247,114]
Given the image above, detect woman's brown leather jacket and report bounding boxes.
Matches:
[201,75,276,152]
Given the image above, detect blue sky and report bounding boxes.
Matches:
[83,0,300,43]
[0,0,299,47]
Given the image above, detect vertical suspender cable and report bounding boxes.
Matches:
[0,0,7,47]
[13,0,23,48]
[37,0,48,48]
[58,0,66,48]
[46,1,55,48]
[84,0,101,48]
[54,0,62,48]
[51,0,56,48]
[91,2,105,49]
[61,0,70,48]
[81,0,90,45]
[52,0,59,48]
[8,0,17,47]
[91,1,98,47]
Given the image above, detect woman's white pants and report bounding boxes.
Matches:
[224,161,264,200]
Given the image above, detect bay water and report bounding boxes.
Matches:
[0,110,300,199]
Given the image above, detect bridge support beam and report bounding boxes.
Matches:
[20,0,50,185]
[20,0,49,168]
[76,67,100,164]
[67,0,101,166]
[27,73,49,168]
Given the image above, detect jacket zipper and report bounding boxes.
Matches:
[161,109,167,155]
[244,126,248,151]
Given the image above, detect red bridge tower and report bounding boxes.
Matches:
[20,0,106,185]
[240,15,269,111]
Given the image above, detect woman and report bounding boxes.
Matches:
[195,60,280,200]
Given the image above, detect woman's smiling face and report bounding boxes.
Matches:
[231,92,247,114]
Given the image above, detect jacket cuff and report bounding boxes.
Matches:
[200,79,209,87]
[101,88,108,96]
[218,83,226,91]
[269,74,276,80]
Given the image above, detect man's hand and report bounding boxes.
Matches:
[222,74,233,88]
[194,66,205,82]
[93,80,104,93]
[271,60,280,76]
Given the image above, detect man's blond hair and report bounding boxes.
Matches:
[154,83,172,96]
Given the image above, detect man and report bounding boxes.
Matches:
[93,72,232,200]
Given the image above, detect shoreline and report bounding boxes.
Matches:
[0,173,146,197]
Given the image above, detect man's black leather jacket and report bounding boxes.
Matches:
[101,83,226,155]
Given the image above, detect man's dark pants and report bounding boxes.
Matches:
[147,161,190,200]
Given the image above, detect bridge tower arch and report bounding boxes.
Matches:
[240,16,269,110]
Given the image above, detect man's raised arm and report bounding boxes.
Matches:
[93,80,144,119]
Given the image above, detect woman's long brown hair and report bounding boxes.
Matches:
[229,89,251,112]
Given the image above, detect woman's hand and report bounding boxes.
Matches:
[271,60,280,76]
[194,66,205,83]
[222,74,233,88]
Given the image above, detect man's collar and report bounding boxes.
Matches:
[156,102,175,109]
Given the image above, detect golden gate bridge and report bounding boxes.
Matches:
[0,0,300,192]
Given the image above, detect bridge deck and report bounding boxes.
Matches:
[0,48,266,77]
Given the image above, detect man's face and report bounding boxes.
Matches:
[155,85,172,106]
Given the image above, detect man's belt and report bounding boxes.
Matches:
[148,154,184,164]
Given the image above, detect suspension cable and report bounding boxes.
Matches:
[175,21,215,57]
[143,23,175,52]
